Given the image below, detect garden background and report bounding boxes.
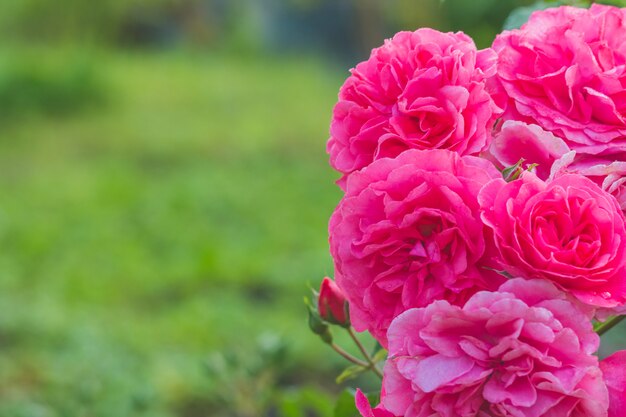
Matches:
[1,1,625,416]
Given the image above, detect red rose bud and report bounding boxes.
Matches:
[318,277,350,327]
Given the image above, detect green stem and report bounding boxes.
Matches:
[596,315,626,336]
[348,327,383,379]
[330,343,369,367]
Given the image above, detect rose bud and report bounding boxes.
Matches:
[318,277,350,327]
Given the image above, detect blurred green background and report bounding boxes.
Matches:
[1,1,624,416]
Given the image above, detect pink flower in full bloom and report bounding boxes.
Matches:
[330,149,504,347]
[328,29,502,183]
[600,350,626,417]
[374,279,608,417]
[493,4,626,158]
[479,171,626,310]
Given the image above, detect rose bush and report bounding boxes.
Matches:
[316,5,626,417]
[328,29,502,183]
[330,149,503,346]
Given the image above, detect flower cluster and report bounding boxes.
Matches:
[323,4,626,417]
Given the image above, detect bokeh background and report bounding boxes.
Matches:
[1,1,625,416]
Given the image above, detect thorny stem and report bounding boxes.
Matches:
[596,315,626,336]
[330,343,369,367]
[348,327,384,379]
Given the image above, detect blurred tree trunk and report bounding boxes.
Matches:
[176,0,215,45]
[353,0,385,55]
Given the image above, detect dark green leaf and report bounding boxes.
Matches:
[503,1,594,31]
[503,2,555,31]
[333,389,358,417]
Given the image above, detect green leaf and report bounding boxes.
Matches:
[336,364,368,384]
[503,0,593,31]
[503,2,555,30]
[372,348,388,364]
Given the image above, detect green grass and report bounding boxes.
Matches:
[0,49,356,416]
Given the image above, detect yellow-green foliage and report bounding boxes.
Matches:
[0,48,347,417]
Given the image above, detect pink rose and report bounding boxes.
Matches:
[330,149,504,346]
[479,171,626,309]
[488,120,569,180]
[494,5,626,157]
[600,351,626,417]
[550,152,626,212]
[328,29,502,182]
[375,279,608,417]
